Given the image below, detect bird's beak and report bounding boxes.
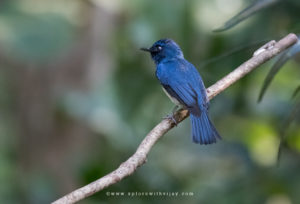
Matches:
[140,47,151,52]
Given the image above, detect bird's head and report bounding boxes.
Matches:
[141,39,183,64]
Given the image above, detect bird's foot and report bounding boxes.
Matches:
[163,114,178,126]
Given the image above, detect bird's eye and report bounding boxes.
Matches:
[157,46,162,51]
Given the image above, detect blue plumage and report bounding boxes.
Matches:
[141,39,221,144]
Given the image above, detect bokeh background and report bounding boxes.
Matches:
[0,0,299,203]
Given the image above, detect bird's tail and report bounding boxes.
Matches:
[190,112,221,145]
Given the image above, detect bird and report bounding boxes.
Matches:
[141,39,221,145]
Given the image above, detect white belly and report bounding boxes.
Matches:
[162,87,181,106]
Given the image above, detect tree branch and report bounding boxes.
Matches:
[52,33,298,204]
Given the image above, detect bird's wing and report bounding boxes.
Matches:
[162,83,196,107]
[157,60,206,114]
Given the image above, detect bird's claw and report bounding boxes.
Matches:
[163,114,178,126]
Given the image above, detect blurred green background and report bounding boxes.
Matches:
[0,0,299,203]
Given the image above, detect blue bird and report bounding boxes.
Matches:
[141,39,221,144]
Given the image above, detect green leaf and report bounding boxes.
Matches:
[258,36,300,102]
[291,85,300,99]
[213,0,280,32]
[277,100,300,165]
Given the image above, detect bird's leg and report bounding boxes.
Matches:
[171,104,180,113]
[163,105,180,126]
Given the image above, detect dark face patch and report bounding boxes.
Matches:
[141,39,183,64]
